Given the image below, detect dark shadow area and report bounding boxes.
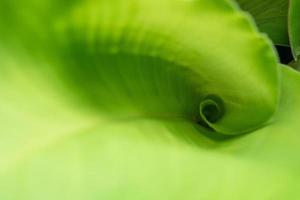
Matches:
[275,45,294,64]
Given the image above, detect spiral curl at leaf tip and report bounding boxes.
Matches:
[53,0,280,135]
[0,0,280,136]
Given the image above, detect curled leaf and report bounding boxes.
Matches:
[1,0,300,199]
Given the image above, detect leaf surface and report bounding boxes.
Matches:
[289,0,300,59]
[236,0,289,45]
[0,0,299,199]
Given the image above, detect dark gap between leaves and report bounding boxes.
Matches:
[275,45,294,64]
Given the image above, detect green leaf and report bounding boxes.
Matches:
[235,0,289,45]
[1,0,300,199]
[0,0,280,135]
[0,66,300,199]
[289,0,300,60]
[289,59,300,70]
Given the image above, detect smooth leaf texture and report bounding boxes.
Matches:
[0,0,280,135]
[290,59,300,70]
[0,0,300,199]
[235,0,289,45]
[1,66,300,200]
[289,0,300,60]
